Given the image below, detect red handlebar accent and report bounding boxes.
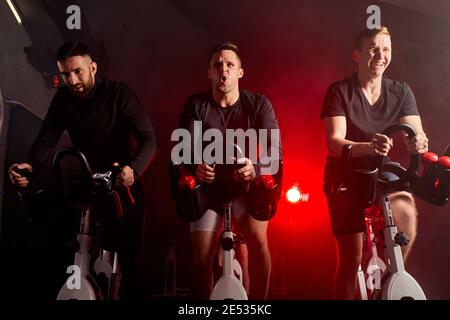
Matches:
[438,156,450,169]
[257,175,275,189]
[178,175,196,190]
[422,152,439,165]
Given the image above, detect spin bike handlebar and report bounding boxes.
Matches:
[378,124,449,206]
[338,124,419,207]
[377,123,420,188]
[170,143,282,222]
[339,123,449,207]
[53,148,125,224]
[53,148,94,196]
[53,148,124,202]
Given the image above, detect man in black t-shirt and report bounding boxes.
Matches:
[9,42,159,299]
[176,42,281,299]
[320,27,428,299]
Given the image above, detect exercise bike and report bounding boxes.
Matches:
[52,148,122,300]
[169,146,282,300]
[173,155,249,300]
[209,199,248,300]
[337,123,449,300]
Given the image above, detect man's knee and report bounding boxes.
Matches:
[245,232,269,253]
[391,192,418,221]
[239,245,249,260]
[237,216,269,256]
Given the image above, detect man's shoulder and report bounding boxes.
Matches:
[184,90,211,107]
[240,89,267,101]
[179,91,211,116]
[239,89,272,111]
[100,78,133,93]
[384,76,411,94]
[383,77,416,103]
[328,74,355,92]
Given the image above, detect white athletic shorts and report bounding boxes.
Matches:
[190,196,248,233]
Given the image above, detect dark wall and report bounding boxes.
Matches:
[1,0,449,298]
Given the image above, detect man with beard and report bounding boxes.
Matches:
[9,41,158,299]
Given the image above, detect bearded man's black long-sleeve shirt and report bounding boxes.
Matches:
[29,78,158,176]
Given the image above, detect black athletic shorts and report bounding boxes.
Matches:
[323,157,400,237]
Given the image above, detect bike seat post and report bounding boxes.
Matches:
[379,195,405,273]
[80,206,93,234]
[210,198,248,300]
[223,201,233,234]
[221,201,235,249]
[221,201,236,275]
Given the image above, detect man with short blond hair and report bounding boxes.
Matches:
[321,26,429,299]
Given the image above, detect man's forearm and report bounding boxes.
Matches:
[129,132,159,177]
[328,137,372,158]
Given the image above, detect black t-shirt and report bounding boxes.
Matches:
[321,74,419,181]
[177,89,282,201]
[179,89,280,134]
[178,89,281,162]
[29,78,159,178]
[321,73,419,141]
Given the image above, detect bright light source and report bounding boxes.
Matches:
[286,186,301,203]
[6,0,22,25]
[286,185,310,204]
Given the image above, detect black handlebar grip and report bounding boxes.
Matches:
[381,123,420,184]
[12,167,33,181]
[383,123,417,139]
